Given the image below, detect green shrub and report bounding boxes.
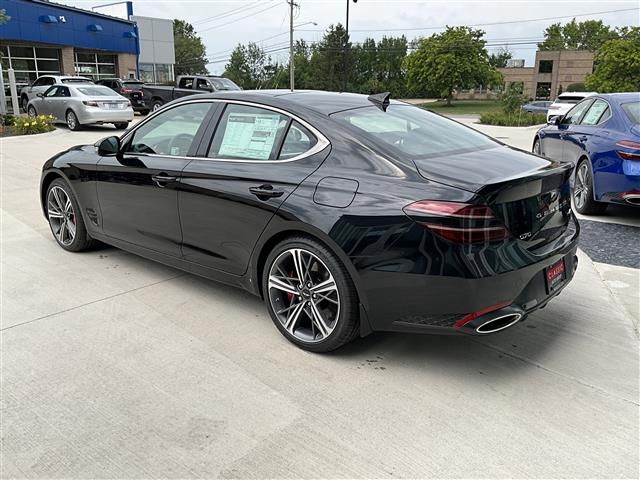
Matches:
[12,114,55,135]
[479,111,547,127]
[1,113,16,126]
[501,83,527,114]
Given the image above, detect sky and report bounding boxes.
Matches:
[60,0,640,74]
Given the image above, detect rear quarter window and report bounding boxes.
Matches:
[622,102,640,124]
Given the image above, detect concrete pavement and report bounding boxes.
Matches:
[1,121,638,478]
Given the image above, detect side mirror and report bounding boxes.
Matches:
[96,136,120,156]
[555,116,563,126]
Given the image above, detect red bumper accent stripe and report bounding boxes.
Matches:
[453,301,513,329]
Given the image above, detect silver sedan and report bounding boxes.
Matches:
[27,84,134,131]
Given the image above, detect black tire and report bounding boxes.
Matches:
[27,105,37,117]
[262,236,359,352]
[21,95,29,112]
[573,159,607,215]
[532,137,541,155]
[151,100,163,112]
[46,178,95,252]
[141,109,150,115]
[114,122,129,130]
[66,110,81,131]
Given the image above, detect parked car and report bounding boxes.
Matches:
[533,92,640,215]
[28,84,133,131]
[521,100,552,114]
[39,90,579,352]
[96,78,149,114]
[144,75,241,112]
[546,91,597,122]
[20,75,93,112]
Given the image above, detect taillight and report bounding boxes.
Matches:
[120,87,132,93]
[616,140,640,161]
[82,100,98,107]
[403,200,511,244]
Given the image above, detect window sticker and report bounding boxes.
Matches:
[218,113,282,160]
[581,101,608,125]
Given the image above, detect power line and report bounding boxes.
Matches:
[198,2,284,33]
[192,1,266,26]
[297,7,639,33]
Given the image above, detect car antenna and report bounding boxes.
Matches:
[367,92,391,111]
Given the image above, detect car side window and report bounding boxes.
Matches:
[562,99,592,125]
[44,86,61,97]
[208,104,289,161]
[178,77,194,89]
[580,100,610,126]
[125,102,212,156]
[196,78,212,91]
[279,121,318,160]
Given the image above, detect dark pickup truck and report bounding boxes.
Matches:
[144,75,241,111]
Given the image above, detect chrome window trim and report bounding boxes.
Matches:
[120,98,331,164]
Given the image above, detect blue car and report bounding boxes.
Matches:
[533,93,640,214]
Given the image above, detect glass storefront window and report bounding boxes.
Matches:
[74,51,117,80]
[9,46,35,58]
[1,45,61,84]
[138,63,175,84]
[35,48,59,59]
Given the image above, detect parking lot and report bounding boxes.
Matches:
[1,120,638,478]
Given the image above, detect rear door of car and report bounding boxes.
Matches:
[178,101,330,274]
[96,101,216,256]
[542,99,593,161]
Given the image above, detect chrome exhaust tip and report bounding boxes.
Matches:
[622,194,640,206]
[476,313,522,334]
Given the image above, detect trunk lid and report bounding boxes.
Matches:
[414,145,575,253]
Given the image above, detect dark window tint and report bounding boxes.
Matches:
[178,77,194,89]
[44,86,61,97]
[279,121,318,160]
[61,78,92,84]
[561,99,593,125]
[622,102,640,124]
[332,105,498,157]
[208,104,288,160]
[556,96,588,104]
[580,99,610,126]
[34,77,54,87]
[127,102,211,156]
[196,78,212,91]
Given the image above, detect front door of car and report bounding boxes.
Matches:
[95,101,215,256]
[178,102,330,275]
[39,86,69,120]
[552,99,594,163]
[562,99,611,165]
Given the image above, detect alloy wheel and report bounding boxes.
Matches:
[27,106,37,117]
[66,112,77,130]
[268,248,340,343]
[533,139,541,155]
[47,186,76,246]
[574,163,590,210]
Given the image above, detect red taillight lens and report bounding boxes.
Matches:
[120,87,132,93]
[616,140,640,161]
[403,200,511,244]
[82,100,98,107]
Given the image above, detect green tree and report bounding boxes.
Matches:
[307,24,352,91]
[376,36,408,96]
[404,26,502,105]
[488,47,512,68]
[538,19,618,51]
[501,82,526,114]
[224,43,282,89]
[586,33,640,92]
[174,19,208,76]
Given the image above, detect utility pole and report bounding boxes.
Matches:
[289,0,296,92]
[343,0,357,92]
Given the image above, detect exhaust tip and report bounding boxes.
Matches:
[476,313,522,334]
[622,194,640,206]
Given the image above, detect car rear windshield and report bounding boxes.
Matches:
[621,102,640,124]
[62,78,91,84]
[124,81,144,87]
[555,96,586,104]
[76,86,116,96]
[331,105,498,157]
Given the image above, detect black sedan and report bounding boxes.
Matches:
[40,91,579,352]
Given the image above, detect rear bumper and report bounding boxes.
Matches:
[362,237,579,336]
[77,108,134,124]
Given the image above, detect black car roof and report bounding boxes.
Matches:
[189,89,403,116]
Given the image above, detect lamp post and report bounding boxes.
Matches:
[343,0,357,92]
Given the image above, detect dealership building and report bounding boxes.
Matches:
[0,0,175,85]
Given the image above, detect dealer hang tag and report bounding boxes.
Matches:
[171,146,180,155]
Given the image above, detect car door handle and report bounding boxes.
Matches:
[578,135,588,142]
[249,184,284,199]
[152,173,178,187]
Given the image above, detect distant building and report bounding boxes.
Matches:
[0,0,175,85]
[499,50,594,100]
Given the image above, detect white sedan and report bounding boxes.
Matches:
[27,84,134,131]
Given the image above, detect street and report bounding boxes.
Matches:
[1,120,638,478]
